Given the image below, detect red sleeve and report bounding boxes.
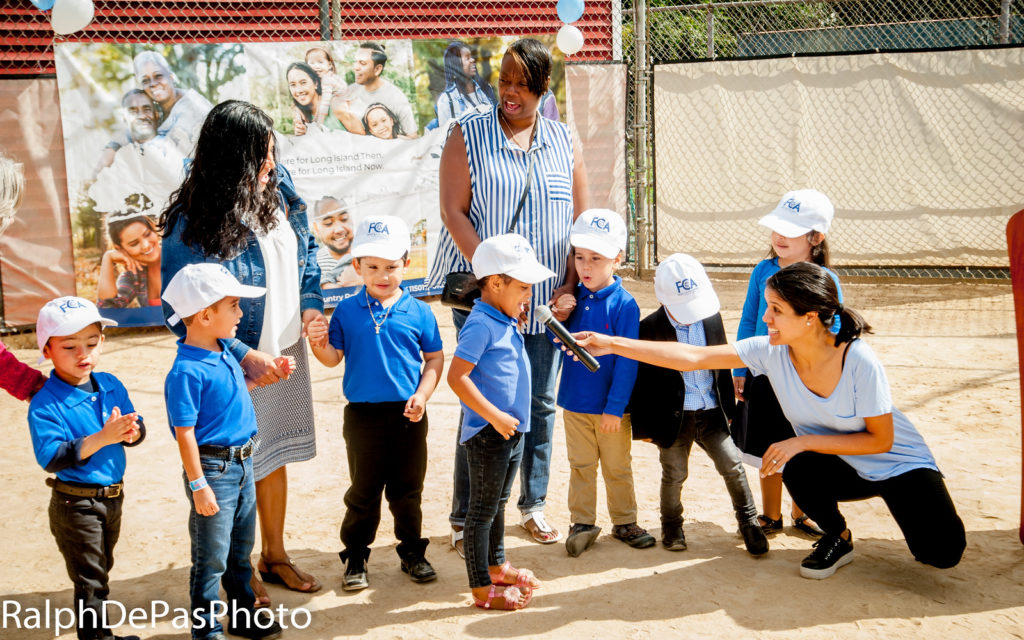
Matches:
[0,341,45,401]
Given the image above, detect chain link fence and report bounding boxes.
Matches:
[1,1,616,76]
[625,0,1023,276]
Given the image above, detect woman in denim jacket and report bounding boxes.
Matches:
[160,100,326,603]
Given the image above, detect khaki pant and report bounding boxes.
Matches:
[564,410,638,526]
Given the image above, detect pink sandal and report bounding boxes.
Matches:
[473,584,532,610]
[488,561,540,590]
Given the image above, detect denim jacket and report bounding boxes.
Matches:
[161,163,324,363]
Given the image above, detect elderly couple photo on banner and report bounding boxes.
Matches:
[54,37,566,325]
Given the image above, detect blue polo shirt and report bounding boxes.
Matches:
[454,299,532,443]
[165,338,257,447]
[29,372,138,485]
[328,287,443,403]
[555,277,639,417]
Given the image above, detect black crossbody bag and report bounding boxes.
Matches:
[440,148,536,311]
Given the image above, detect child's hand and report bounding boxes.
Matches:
[733,376,746,401]
[550,293,576,322]
[600,413,621,433]
[404,392,426,422]
[193,486,220,517]
[101,407,140,445]
[273,356,296,378]
[492,412,519,440]
[305,316,330,349]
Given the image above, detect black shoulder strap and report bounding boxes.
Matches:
[841,339,856,369]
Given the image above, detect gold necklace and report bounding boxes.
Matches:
[366,289,395,334]
[498,109,536,150]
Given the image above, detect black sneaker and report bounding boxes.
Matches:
[739,522,769,556]
[661,524,687,551]
[227,615,283,640]
[800,532,854,579]
[342,555,369,591]
[400,555,437,583]
[611,523,656,549]
[565,523,601,557]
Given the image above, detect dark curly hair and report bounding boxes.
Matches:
[159,100,280,259]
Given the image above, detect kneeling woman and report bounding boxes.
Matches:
[577,262,965,579]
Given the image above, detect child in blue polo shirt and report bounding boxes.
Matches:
[446,233,552,611]
[306,215,443,592]
[163,263,293,640]
[552,210,653,557]
[29,296,145,640]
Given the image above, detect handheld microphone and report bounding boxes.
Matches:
[535,304,600,373]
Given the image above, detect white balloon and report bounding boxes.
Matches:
[556,24,585,56]
[51,0,94,35]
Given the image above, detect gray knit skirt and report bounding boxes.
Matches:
[250,339,317,481]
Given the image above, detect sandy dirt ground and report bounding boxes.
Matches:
[0,276,1021,639]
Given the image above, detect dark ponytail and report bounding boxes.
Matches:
[766,262,871,346]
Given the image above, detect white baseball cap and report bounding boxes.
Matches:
[570,209,627,259]
[162,263,266,326]
[654,253,721,325]
[36,296,117,353]
[351,214,411,261]
[472,233,556,284]
[758,189,834,238]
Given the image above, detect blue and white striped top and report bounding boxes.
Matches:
[428,104,576,335]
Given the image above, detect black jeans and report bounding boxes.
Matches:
[340,401,428,561]
[464,428,523,588]
[784,452,966,568]
[659,409,758,528]
[49,489,123,640]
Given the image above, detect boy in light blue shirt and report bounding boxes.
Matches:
[29,296,145,640]
[553,209,652,557]
[447,233,551,610]
[163,263,292,640]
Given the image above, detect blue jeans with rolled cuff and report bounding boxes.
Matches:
[184,451,257,640]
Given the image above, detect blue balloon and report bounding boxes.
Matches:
[557,0,585,24]
[30,0,56,10]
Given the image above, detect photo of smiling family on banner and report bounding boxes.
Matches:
[54,36,566,326]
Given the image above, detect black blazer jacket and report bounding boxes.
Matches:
[627,308,736,448]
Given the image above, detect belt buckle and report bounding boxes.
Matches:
[106,483,122,498]
[239,442,253,461]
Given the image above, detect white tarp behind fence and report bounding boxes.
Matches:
[654,46,1024,267]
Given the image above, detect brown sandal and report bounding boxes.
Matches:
[258,556,322,593]
[249,570,271,609]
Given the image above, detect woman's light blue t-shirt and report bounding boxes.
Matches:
[734,336,939,481]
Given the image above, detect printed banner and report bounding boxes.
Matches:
[55,37,565,325]
[0,78,77,327]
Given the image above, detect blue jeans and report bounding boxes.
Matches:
[450,310,561,526]
[464,428,524,588]
[184,452,257,640]
[659,409,758,529]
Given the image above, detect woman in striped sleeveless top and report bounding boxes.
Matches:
[429,38,589,556]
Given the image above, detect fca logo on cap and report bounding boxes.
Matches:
[590,217,610,231]
[368,221,390,234]
[58,299,87,313]
[784,198,801,212]
[675,278,698,293]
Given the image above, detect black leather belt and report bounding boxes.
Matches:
[46,477,123,498]
[198,440,254,461]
